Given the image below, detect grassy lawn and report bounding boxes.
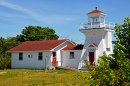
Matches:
[0,69,90,86]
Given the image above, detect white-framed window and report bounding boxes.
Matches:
[70,52,74,59]
[19,53,23,60]
[38,52,43,60]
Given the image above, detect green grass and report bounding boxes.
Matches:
[0,69,90,86]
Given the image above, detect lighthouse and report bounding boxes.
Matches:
[78,7,115,70]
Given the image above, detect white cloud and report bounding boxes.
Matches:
[0,11,26,18]
[0,0,77,25]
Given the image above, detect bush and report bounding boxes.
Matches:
[86,54,130,86]
[0,54,11,69]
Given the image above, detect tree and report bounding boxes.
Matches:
[0,37,20,54]
[16,26,59,42]
[0,53,11,69]
[4,37,20,53]
[86,17,130,86]
[113,17,130,59]
[0,37,13,69]
[0,37,5,54]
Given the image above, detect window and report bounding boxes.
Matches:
[19,53,23,60]
[70,52,74,59]
[53,52,56,57]
[106,48,110,51]
[38,52,43,60]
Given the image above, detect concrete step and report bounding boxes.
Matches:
[56,66,78,71]
[78,67,87,71]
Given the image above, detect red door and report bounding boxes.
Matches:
[52,52,57,66]
[89,52,94,65]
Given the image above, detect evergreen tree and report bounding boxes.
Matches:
[16,26,59,42]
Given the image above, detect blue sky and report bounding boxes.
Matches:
[0,0,130,44]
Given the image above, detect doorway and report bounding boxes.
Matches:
[52,52,57,66]
[89,52,94,65]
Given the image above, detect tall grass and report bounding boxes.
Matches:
[0,69,90,86]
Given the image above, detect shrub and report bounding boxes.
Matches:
[0,54,11,69]
[86,54,130,86]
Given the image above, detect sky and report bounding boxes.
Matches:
[0,0,130,44]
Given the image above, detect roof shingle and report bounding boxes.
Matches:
[88,9,105,14]
[7,40,71,52]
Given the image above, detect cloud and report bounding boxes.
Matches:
[0,0,77,25]
[0,0,48,22]
[0,0,29,12]
[0,11,26,19]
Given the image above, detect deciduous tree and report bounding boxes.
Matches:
[0,37,5,54]
[113,17,130,59]
[0,37,20,54]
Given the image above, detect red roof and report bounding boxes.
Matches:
[7,40,73,52]
[62,45,83,50]
[88,43,98,48]
[88,9,105,14]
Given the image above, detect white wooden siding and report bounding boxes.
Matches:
[11,51,52,69]
[62,50,82,68]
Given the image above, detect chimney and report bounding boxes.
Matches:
[95,7,97,10]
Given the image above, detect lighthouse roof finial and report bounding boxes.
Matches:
[88,7,106,14]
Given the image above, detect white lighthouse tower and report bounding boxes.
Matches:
[78,7,115,70]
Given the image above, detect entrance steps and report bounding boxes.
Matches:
[78,67,87,72]
[56,66,78,71]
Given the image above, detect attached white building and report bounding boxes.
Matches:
[78,7,114,70]
[7,40,83,69]
[62,45,83,68]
